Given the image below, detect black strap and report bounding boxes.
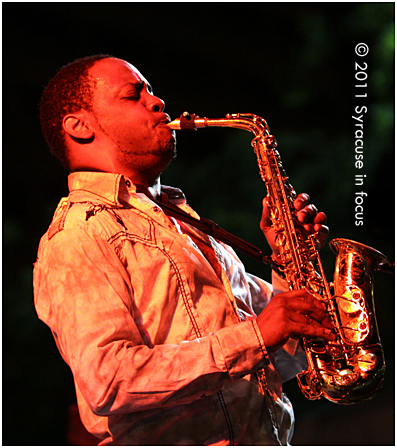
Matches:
[153,198,275,267]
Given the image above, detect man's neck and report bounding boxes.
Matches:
[134,178,161,200]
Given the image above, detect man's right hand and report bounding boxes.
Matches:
[256,289,335,354]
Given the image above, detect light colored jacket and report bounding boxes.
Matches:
[33,171,307,445]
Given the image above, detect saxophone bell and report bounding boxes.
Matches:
[297,238,390,404]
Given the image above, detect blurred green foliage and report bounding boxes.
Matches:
[3,3,394,445]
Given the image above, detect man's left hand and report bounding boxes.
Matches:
[260,193,329,261]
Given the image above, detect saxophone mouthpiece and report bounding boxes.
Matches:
[166,119,182,130]
[166,112,208,130]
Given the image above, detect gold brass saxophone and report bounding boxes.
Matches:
[167,112,393,404]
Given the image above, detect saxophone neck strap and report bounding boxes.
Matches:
[153,197,275,267]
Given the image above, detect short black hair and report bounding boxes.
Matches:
[39,54,114,170]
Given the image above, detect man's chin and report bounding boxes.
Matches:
[159,137,177,159]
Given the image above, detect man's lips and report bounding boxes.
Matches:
[155,114,172,126]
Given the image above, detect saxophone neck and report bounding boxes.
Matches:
[167,112,271,137]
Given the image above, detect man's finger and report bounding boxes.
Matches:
[293,193,310,210]
[289,321,334,340]
[313,211,327,224]
[275,290,328,321]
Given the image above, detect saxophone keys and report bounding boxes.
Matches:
[340,312,370,343]
[356,351,378,373]
[338,285,364,313]
[333,370,359,387]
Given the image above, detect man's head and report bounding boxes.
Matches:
[40,54,111,170]
[40,56,176,185]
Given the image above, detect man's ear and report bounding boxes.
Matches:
[62,111,94,142]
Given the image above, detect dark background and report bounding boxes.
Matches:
[3,2,395,445]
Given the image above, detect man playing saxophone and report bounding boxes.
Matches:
[34,55,333,445]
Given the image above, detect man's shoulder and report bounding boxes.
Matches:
[43,195,124,242]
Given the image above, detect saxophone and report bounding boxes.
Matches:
[167,112,393,404]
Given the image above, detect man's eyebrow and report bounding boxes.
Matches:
[119,80,152,93]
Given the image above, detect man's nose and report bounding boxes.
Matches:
[147,94,165,112]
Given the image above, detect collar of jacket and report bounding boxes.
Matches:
[68,171,188,209]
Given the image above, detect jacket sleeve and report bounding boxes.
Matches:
[33,228,269,416]
[244,270,308,381]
